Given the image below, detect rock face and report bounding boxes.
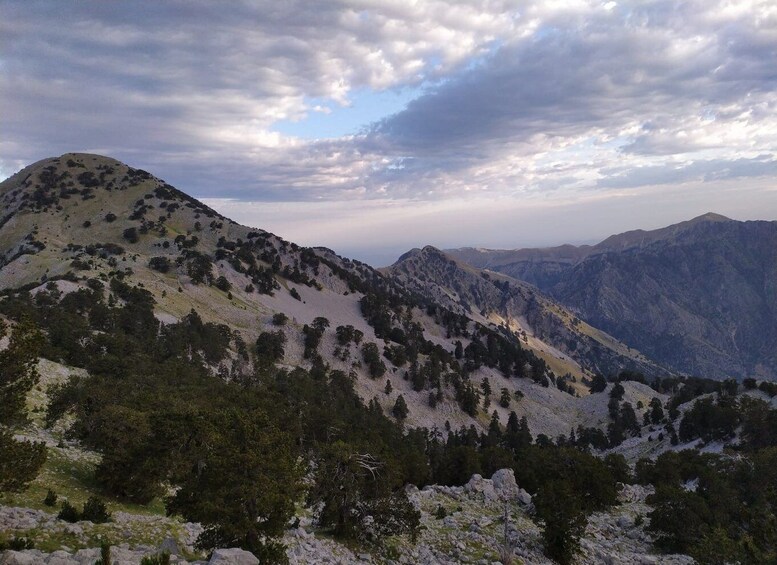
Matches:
[449,214,777,379]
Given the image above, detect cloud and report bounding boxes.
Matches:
[362,0,777,196]
[0,0,518,196]
[597,156,777,189]
[2,0,777,246]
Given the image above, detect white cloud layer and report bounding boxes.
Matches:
[2,0,777,262]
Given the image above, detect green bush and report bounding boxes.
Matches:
[44,489,58,506]
[82,496,111,523]
[94,543,111,565]
[148,257,172,273]
[57,500,80,523]
[0,537,34,551]
[122,227,139,244]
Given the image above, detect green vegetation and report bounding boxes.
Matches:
[57,496,111,523]
[0,318,47,493]
[636,393,777,564]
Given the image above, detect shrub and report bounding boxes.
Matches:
[44,489,58,506]
[148,257,171,273]
[214,276,231,292]
[272,313,288,326]
[82,496,111,523]
[94,543,111,565]
[289,288,301,301]
[104,213,117,223]
[122,227,139,244]
[58,500,81,522]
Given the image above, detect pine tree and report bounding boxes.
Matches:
[0,318,45,426]
[499,387,511,408]
[392,395,409,420]
[535,479,587,565]
[0,318,47,493]
[166,408,302,561]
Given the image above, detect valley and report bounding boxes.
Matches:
[1,155,776,565]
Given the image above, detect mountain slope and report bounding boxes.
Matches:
[0,153,660,440]
[387,245,664,381]
[448,214,777,379]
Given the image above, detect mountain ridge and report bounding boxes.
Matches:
[387,245,665,381]
[447,214,777,379]
[0,152,665,440]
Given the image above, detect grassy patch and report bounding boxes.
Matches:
[0,447,165,517]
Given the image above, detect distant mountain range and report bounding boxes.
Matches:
[447,214,777,379]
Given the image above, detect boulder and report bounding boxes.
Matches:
[45,551,79,565]
[490,469,518,497]
[464,474,497,501]
[208,548,260,565]
[516,489,532,506]
[72,548,100,565]
[159,537,180,555]
[0,551,42,565]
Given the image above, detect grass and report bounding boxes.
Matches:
[0,447,166,518]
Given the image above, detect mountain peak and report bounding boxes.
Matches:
[687,212,732,223]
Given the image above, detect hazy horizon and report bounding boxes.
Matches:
[3,1,777,267]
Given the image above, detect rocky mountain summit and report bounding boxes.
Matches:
[448,214,777,380]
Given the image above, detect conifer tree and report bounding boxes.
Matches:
[392,395,409,420]
[0,318,47,493]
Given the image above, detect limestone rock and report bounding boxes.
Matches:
[159,537,180,555]
[490,469,518,498]
[208,548,259,565]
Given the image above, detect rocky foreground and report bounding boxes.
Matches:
[1,469,692,565]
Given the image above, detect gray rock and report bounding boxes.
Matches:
[516,489,532,506]
[72,548,100,565]
[464,474,497,501]
[159,536,181,555]
[617,515,633,529]
[208,548,260,565]
[45,551,79,565]
[0,550,41,565]
[490,469,518,497]
[63,524,83,536]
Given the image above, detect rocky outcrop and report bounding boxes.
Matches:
[1,469,693,565]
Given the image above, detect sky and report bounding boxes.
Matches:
[2,1,777,266]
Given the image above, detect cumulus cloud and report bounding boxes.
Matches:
[0,0,517,195]
[2,0,777,253]
[364,0,777,196]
